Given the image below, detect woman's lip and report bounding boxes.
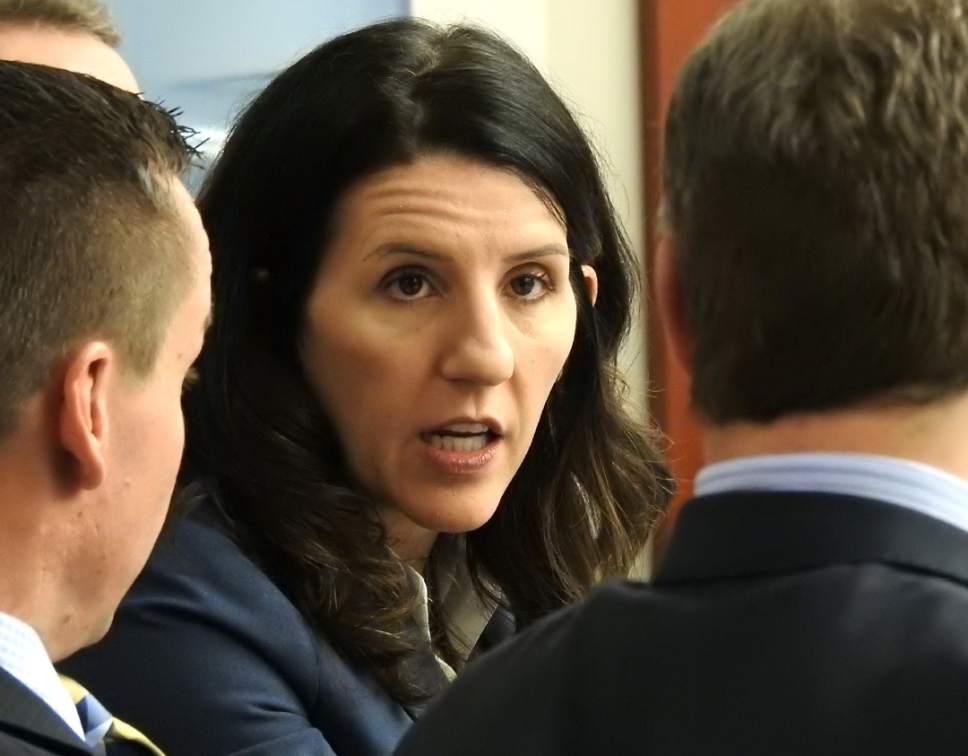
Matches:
[423,416,505,436]
[417,434,500,474]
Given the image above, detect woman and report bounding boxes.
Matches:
[63,18,672,756]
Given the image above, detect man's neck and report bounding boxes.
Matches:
[0,476,77,662]
[702,391,968,482]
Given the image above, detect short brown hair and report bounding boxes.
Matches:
[0,0,118,45]
[0,60,194,435]
[664,0,968,423]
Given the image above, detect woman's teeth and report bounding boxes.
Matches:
[443,423,489,434]
[426,433,489,452]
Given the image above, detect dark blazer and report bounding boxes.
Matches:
[0,667,92,756]
[62,497,510,756]
[396,492,968,756]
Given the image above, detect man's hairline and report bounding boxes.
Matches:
[0,17,117,45]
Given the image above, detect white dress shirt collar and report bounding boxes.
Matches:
[0,611,84,741]
[696,452,968,535]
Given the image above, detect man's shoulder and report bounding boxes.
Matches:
[399,567,968,756]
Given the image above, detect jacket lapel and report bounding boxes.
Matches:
[0,667,90,754]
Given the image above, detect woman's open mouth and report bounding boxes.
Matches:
[420,422,497,452]
[418,422,502,473]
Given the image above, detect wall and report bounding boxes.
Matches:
[105,0,405,177]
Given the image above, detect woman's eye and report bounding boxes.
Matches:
[385,271,434,301]
[507,272,551,301]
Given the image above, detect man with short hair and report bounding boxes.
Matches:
[0,0,136,92]
[0,4,182,752]
[395,1,968,754]
[0,60,210,755]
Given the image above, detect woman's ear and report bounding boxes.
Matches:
[59,342,113,490]
[655,240,694,375]
[580,265,598,306]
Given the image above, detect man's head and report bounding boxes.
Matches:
[662,0,968,425]
[0,60,210,659]
[0,0,136,90]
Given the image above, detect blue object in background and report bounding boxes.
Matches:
[105,0,407,188]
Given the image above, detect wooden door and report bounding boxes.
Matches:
[639,0,739,552]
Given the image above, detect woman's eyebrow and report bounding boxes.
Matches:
[365,242,569,263]
[504,244,569,263]
[365,242,449,261]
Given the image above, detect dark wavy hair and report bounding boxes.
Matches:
[185,18,672,703]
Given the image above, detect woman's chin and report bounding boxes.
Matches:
[401,497,502,537]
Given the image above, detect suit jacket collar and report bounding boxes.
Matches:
[0,666,91,754]
[655,491,968,587]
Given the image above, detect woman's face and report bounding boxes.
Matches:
[302,153,596,555]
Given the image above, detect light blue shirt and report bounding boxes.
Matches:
[695,452,968,536]
[0,611,84,741]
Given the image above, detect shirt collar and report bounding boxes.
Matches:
[0,611,84,741]
[407,535,497,679]
[696,452,968,535]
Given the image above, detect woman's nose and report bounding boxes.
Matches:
[438,294,515,386]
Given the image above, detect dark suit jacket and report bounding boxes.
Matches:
[0,667,93,756]
[396,491,968,755]
[62,497,511,756]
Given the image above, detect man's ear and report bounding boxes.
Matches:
[580,265,598,306]
[655,240,694,376]
[59,342,114,490]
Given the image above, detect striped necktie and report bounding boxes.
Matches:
[60,676,164,755]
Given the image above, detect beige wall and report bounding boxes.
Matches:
[409,0,648,415]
